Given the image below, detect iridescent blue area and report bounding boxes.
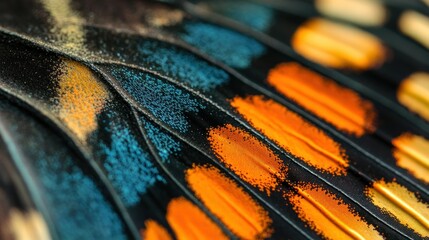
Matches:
[143,119,181,163]
[109,67,205,132]
[99,116,165,206]
[181,22,266,69]
[207,1,273,31]
[137,40,229,91]
[36,152,126,240]
[0,101,126,240]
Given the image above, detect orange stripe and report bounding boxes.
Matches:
[366,180,429,237]
[397,72,429,122]
[268,62,376,136]
[186,165,272,239]
[287,183,383,240]
[166,197,227,240]
[292,18,385,70]
[392,133,429,183]
[231,95,348,175]
[208,124,286,194]
[140,220,172,240]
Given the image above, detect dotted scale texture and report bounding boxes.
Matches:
[0,0,429,240]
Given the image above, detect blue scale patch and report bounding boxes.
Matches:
[99,118,165,207]
[207,1,274,31]
[143,119,181,163]
[0,101,127,240]
[181,22,266,69]
[137,40,229,91]
[36,152,127,240]
[109,67,205,133]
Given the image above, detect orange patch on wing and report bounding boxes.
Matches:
[230,95,348,175]
[392,133,429,183]
[141,220,172,240]
[292,18,385,70]
[397,72,429,122]
[186,165,272,239]
[56,60,110,141]
[287,183,383,240]
[208,124,286,194]
[366,180,429,237]
[268,62,376,136]
[166,197,227,240]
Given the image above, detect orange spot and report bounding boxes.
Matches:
[292,18,385,70]
[392,133,429,183]
[166,197,227,240]
[268,62,376,136]
[186,165,272,239]
[208,124,286,194]
[397,72,429,122]
[55,60,110,141]
[287,183,383,240]
[140,220,172,240]
[366,180,429,237]
[231,95,348,175]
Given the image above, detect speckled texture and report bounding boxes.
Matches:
[201,1,273,31]
[99,112,165,206]
[137,40,229,91]
[109,67,205,132]
[143,120,181,163]
[0,99,127,240]
[181,22,266,68]
[0,1,428,239]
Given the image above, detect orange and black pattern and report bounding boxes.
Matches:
[0,0,428,239]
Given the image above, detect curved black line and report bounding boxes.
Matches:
[132,109,239,240]
[92,63,411,240]
[181,0,429,136]
[0,86,141,240]
[0,22,416,239]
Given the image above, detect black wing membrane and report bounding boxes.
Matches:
[0,0,428,239]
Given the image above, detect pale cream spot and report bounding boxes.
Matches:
[316,0,387,26]
[397,72,429,121]
[40,0,86,53]
[392,133,429,183]
[145,8,184,27]
[399,11,429,50]
[6,209,51,240]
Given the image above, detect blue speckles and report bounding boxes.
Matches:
[181,22,266,69]
[36,153,126,240]
[143,120,181,163]
[137,40,229,91]
[0,100,127,240]
[206,1,273,31]
[100,123,165,206]
[110,67,205,132]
